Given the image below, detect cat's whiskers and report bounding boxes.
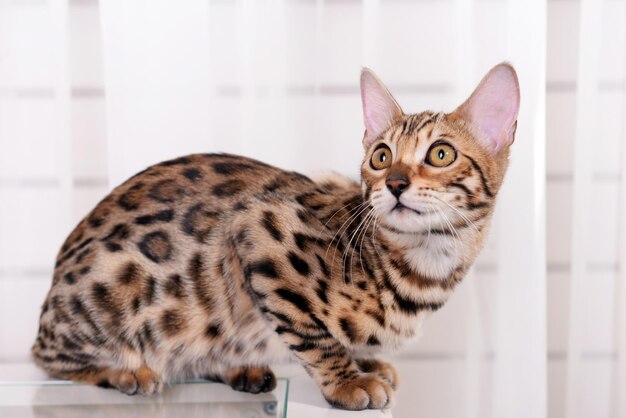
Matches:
[327,203,373,276]
[315,199,365,244]
[369,195,385,209]
[432,207,448,246]
[357,209,378,278]
[347,209,370,281]
[343,207,375,286]
[371,215,384,262]
[324,200,370,256]
[351,209,376,281]
[433,196,480,233]
[327,202,370,248]
[436,206,462,254]
[371,215,391,280]
[424,203,433,249]
[432,188,481,199]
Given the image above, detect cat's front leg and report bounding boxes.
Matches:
[242,266,395,409]
[269,316,394,410]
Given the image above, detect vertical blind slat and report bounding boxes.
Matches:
[617,22,626,418]
[49,0,73,229]
[492,0,547,417]
[565,0,604,417]
[362,0,379,66]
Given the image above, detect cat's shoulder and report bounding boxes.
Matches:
[312,171,359,193]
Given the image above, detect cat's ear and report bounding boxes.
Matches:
[360,68,403,149]
[452,63,520,154]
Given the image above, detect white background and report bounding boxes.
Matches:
[0,1,624,417]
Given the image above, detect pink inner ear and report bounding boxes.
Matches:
[360,69,403,149]
[457,64,520,154]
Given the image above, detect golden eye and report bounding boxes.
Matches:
[427,143,456,167]
[370,145,392,170]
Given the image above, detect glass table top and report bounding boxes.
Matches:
[0,379,289,418]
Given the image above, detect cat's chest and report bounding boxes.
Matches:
[401,234,465,280]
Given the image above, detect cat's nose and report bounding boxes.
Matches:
[386,175,410,198]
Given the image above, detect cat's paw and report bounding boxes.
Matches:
[95,366,163,396]
[356,358,399,389]
[222,366,276,394]
[324,374,394,410]
[133,365,164,395]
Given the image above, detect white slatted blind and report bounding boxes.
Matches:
[618,32,626,417]
[0,0,75,360]
[566,1,604,417]
[99,0,213,185]
[492,0,547,416]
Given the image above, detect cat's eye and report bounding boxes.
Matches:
[426,142,456,167]
[370,145,392,170]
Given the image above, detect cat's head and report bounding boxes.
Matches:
[359,63,520,233]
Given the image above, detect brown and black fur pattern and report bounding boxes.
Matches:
[33,67,518,410]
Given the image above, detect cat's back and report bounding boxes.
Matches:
[57,154,314,253]
[50,153,322,288]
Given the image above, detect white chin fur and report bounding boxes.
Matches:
[382,208,436,233]
[372,190,468,280]
[373,190,440,233]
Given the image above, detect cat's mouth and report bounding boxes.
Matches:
[391,201,422,215]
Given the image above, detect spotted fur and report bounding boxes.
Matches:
[33,64,519,410]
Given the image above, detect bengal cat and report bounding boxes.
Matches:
[32,63,520,410]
